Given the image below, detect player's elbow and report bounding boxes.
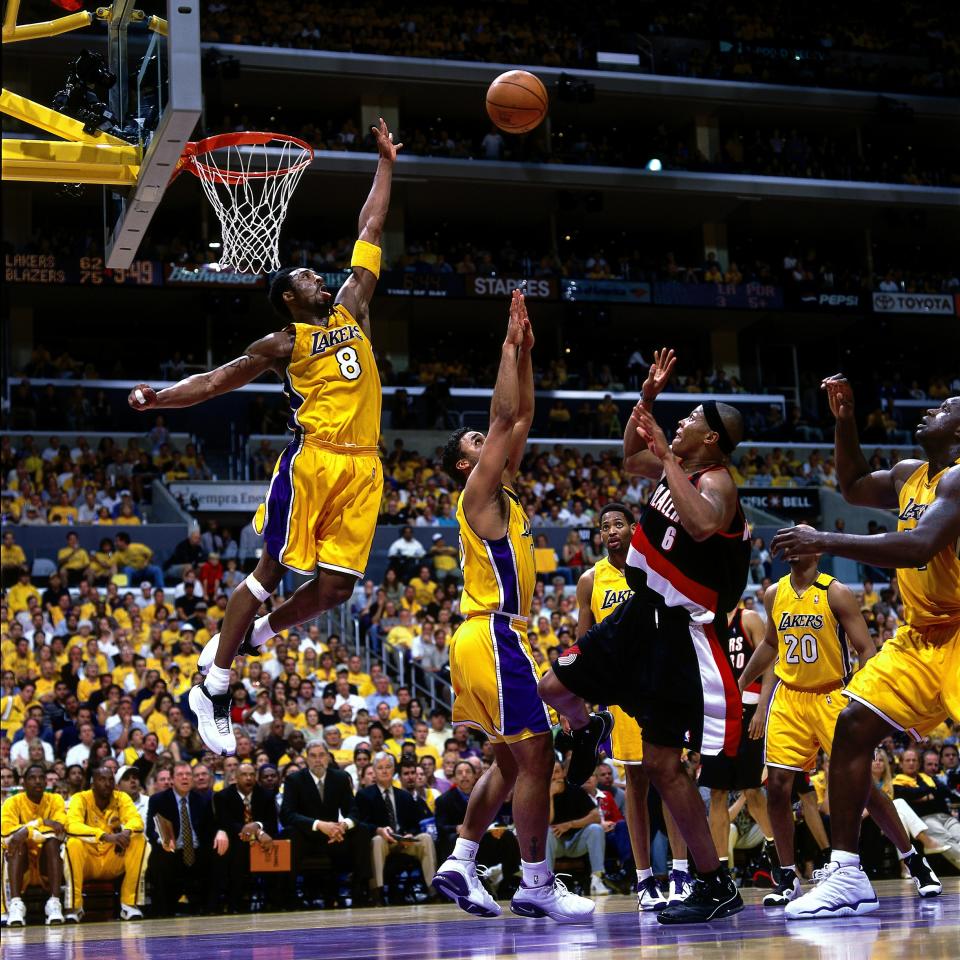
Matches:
[685,521,719,543]
[902,536,938,568]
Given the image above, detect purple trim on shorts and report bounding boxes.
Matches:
[488,535,520,615]
[262,439,299,561]
[492,617,551,737]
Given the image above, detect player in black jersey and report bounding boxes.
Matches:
[540,348,751,924]
[698,607,776,879]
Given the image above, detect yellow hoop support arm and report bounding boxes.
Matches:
[0,89,132,147]
[147,15,168,37]
[2,139,140,185]
[2,0,93,43]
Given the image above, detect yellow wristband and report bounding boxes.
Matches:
[352,240,381,279]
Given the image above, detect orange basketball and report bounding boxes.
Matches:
[485,70,548,134]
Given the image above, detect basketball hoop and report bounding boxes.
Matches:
[176,132,314,274]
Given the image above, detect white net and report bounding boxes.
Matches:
[188,134,313,274]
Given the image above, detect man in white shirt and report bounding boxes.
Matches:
[386,526,425,580]
[116,765,150,823]
[10,719,55,766]
[134,581,154,610]
[64,722,96,768]
[332,676,367,715]
[425,709,453,754]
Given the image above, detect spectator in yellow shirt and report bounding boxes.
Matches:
[411,720,442,765]
[48,493,79,526]
[7,569,41,614]
[427,534,460,582]
[8,637,36,683]
[57,532,91,586]
[386,609,420,650]
[335,703,357,739]
[172,630,200,675]
[322,726,353,766]
[399,585,422,617]
[114,503,141,525]
[1,532,27,588]
[409,565,438,607]
[0,681,39,736]
[113,532,164,588]
[87,538,118,586]
[345,654,374,696]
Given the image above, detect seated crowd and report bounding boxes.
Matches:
[200,0,958,96]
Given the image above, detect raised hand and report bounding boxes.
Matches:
[505,288,525,346]
[371,117,403,163]
[821,374,854,421]
[770,524,823,561]
[635,406,672,461]
[641,347,678,404]
[518,290,535,351]
[128,383,158,411]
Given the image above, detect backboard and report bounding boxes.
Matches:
[103,0,202,268]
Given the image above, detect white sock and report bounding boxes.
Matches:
[672,858,688,873]
[250,614,274,649]
[718,856,729,865]
[453,838,479,861]
[205,664,231,695]
[897,845,916,861]
[637,867,653,882]
[832,849,859,868]
[521,858,550,887]
[782,863,797,875]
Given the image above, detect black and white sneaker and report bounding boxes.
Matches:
[763,867,802,906]
[197,622,260,676]
[903,851,942,898]
[188,683,236,755]
[566,711,613,786]
[637,876,668,912]
[658,872,744,925]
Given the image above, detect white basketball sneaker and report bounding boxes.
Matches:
[188,683,236,756]
[44,897,64,925]
[785,862,879,920]
[667,868,694,904]
[119,904,143,921]
[433,857,502,918]
[197,623,261,676]
[7,898,27,927]
[637,876,668,911]
[511,875,596,924]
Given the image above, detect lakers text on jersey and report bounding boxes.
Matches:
[844,460,960,737]
[252,306,383,575]
[765,573,848,771]
[449,487,550,743]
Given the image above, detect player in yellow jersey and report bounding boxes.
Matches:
[63,765,147,921]
[433,291,593,924]
[1,763,66,925]
[769,380,959,919]
[739,539,938,908]
[573,501,691,911]
[128,120,402,755]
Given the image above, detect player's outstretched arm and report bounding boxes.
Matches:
[822,374,922,508]
[461,291,525,533]
[827,580,877,668]
[574,568,596,640]
[335,118,403,338]
[771,469,960,567]
[739,587,779,692]
[623,347,677,479]
[128,330,293,411]
[502,291,535,485]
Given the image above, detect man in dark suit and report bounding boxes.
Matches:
[280,740,370,905]
[146,760,228,915]
[214,760,285,911]
[352,752,437,903]
[434,760,520,893]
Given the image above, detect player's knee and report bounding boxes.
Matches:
[536,671,560,702]
[766,770,792,800]
[316,571,356,610]
[252,556,283,592]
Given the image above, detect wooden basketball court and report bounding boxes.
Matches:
[3,878,957,960]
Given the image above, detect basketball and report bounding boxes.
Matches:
[485,70,548,134]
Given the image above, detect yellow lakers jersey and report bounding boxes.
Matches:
[773,572,851,688]
[1,790,66,838]
[590,556,633,624]
[896,461,960,628]
[284,305,381,447]
[457,487,536,619]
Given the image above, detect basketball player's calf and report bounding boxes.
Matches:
[193,554,356,754]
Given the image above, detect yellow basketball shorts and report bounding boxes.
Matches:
[0,836,51,910]
[844,621,960,741]
[449,614,552,744]
[764,681,845,772]
[253,436,382,578]
[607,704,643,764]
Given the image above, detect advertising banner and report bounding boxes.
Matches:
[739,487,821,518]
[871,292,955,315]
[561,279,652,303]
[654,281,783,310]
[168,483,267,512]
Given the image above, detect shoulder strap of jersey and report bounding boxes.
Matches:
[812,574,835,591]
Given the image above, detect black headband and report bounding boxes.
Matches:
[702,401,735,455]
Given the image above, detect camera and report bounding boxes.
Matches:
[52,49,123,137]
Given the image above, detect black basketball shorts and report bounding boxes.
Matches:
[698,704,765,790]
